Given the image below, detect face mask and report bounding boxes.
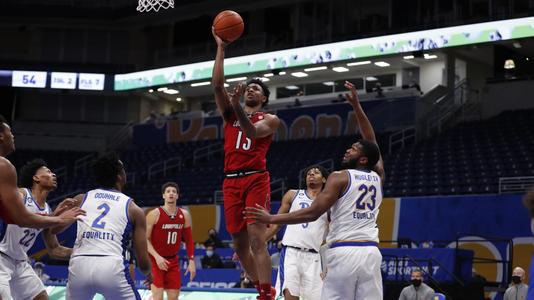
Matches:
[206,250,214,257]
[411,279,422,287]
[512,276,522,284]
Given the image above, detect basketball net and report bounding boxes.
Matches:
[137,0,174,12]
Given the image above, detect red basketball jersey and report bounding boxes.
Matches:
[0,202,14,224]
[150,207,185,257]
[223,112,273,172]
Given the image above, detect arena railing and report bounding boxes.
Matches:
[498,176,534,194]
[147,156,182,181]
[193,143,223,165]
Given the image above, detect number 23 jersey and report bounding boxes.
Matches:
[223,112,273,172]
[326,169,383,243]
[0,188,51,260]
[72,189,133,259]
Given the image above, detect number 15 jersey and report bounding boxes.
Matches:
[326,169,383,244]
[72,189,133,259]
[223,112,272,172]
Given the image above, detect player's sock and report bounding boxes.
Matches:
[260,283,272,300]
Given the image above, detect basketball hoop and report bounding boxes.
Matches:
[137,0,174,12]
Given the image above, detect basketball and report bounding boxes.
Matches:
[213,10,244,43]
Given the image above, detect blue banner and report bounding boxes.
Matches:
[381,248,473,283]
[133,97,416,146]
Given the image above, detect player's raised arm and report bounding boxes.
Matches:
[211,27,233,121]
[0,159,84,229]
[229,82,280,139]
[130,201,151,276]
[264,189,297,241]
[344,81,385,182]
[245,171,349,225]
[181,208,196,281]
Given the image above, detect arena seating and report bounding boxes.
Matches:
[11,109,534,205]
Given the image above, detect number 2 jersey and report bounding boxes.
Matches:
[150,207,185,257]
[71,189,133,259]
[0,188,51,260]
[223,112,272,172]
[326,169,383,244]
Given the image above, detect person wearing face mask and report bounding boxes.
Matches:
[398,269,435,300]
[204,228,225,248]
[201,245,223,269]
[503,267,528,300]
[523,187,534,300]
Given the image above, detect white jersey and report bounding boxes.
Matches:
[282,189,328,252]
[0,188,51,261]
[326,169,382,243]
[72,189,133,259]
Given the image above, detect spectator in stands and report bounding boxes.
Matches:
[33,262,50,283]
[204,228,225,248]
[201,245,223,269]
[398,269,435,300]
[270,241,283,269]
[235,271,255,289]
[503,267,528,300]
[373,82,384,97]
[524,187,534,300]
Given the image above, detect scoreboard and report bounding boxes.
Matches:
[4,70,109,91]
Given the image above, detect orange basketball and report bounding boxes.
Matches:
[213,10,244,43]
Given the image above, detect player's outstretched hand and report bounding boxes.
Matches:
[185,260,196,282]
[212,26,228,48]
[53,198,77,216]
[57,207,86,227]
[228,82,246,107]
[344,81,360,106]
[155,255,170,271]
[243,204,272,224]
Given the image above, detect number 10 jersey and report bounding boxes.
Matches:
[72,189,133,259]
[150,207,185,257]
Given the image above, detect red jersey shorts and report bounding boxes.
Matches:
[223,171,271,234]
[150,255,181,289]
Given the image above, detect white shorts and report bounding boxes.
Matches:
[0,253,45,300]
[66,255,140,300]
[321,245,383,300]
[275,246,322,300]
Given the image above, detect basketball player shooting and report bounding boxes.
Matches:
[246,81,386,300]
[212,26,280,300]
